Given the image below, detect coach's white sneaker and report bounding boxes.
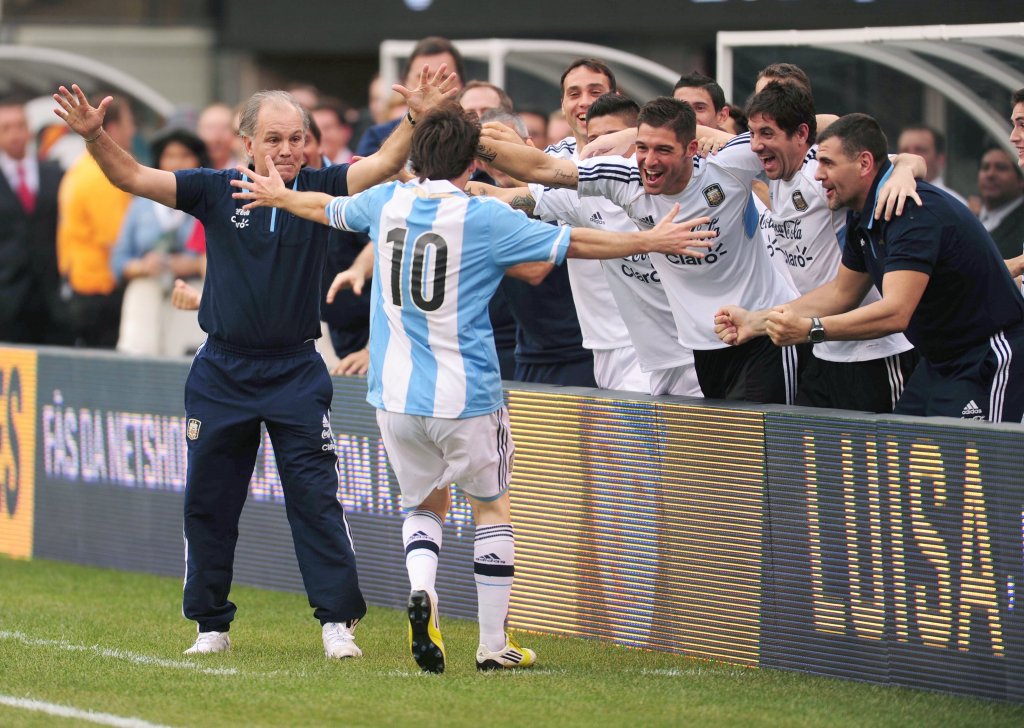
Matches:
[323,621,362,659]
[184,630,230,655]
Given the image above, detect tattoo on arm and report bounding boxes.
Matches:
[476,144,497,163]
[510,194,536,214]
[553,167,577,184]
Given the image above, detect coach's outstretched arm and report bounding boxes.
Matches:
[346,64,459,193]
[54,84,176,208]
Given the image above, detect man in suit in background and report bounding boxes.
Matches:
[0,97,67,344]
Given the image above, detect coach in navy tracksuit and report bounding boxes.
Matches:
[751,114,1024,422]
[53,70,457,657]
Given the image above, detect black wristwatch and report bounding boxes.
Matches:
[808,317,826,344]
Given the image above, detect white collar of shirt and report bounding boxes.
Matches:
[979,196,1024,232]
[0,150,38,194]
[411,178,464,197]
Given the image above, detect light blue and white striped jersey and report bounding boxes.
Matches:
[326,178,570,418]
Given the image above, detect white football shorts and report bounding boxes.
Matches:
[376,406,515,510]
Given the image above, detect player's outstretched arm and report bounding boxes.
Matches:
[478,124,579,188]
[231,156,333,224]
[568,204,717,259]
[714,305,771,346]
[53,84,176,208]
[347,63,459,193]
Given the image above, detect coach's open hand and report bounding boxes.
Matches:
[53,84,109,141]
[231,156,286,210]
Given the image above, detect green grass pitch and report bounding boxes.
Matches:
[0,556,1020,727]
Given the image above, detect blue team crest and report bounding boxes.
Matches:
[702,183,725,207]
[792,190,808,211]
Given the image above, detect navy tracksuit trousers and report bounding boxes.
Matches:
[182,337,366,632]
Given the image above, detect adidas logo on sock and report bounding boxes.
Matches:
[477,553,504,563]
[637,214,656,228]
[589,211,605,225]
[410,531,430,540]
[961,400,984,417]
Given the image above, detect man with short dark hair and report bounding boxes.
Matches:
[721,113,1024,422]
[672,71,729,131]
[231,101,716,673]
[53,65,458,657]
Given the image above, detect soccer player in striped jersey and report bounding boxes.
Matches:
[232,102,718,672]
[715,81,923,413]
[478,97,803,404]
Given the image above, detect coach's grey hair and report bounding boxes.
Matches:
[237,90,309,140]
[479,108,527,140]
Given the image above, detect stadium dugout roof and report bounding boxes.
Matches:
[717,22,1024,156]
[0,44,175,118]
[380,38,679,105]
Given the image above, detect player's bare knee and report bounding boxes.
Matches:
[467,491,511,525]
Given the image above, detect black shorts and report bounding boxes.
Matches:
[895,326,1024,422]
[796,349,920,413]
[694,337,802,404]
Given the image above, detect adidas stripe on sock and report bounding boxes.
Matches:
[474,523,515,652]
[403,510,443,599]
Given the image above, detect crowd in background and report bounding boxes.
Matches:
[2,35,1022,394]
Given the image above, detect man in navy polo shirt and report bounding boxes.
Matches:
[53,68,457,658]
[728,113,1024,422]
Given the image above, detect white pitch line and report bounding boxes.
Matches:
[0,630,238,676]
[0,695,173,728]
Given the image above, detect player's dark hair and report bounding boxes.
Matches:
[817,113,888,168]
[410,101,480,181]
[404,36,466,85]
[900,124,945,155]
[727,105,749,134]
[560,58,617,97]
[673,71,726,112]
[637,96,696,145]
[746,81,817,144]
[586,93,639,126]
[756,63,812,94]
[1011,87,1024,108]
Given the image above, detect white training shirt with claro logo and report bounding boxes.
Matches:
[577,133,798,350]
[531,178,694,372]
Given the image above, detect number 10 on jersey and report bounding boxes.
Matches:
[387,227,448,312]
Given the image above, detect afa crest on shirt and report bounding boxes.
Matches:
[187,418,202,440]
[702,183,725,207]
[792,190,808,211]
